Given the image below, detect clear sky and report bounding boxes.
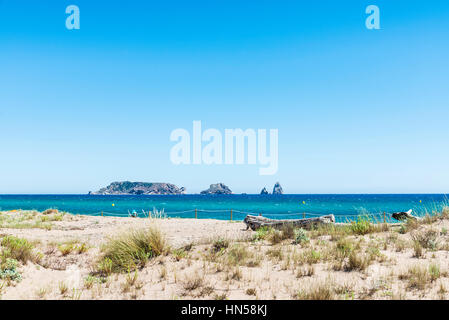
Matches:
[1,0,449,194]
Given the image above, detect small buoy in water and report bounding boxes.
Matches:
[419,200,422,203]
[112,203,115,207]
[302,201,306,205]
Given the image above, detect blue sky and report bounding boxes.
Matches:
[1,0,449,194]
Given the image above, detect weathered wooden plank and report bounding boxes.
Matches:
[243,214,335,231]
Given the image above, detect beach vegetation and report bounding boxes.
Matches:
[266,246,283,261]
[226,244,260,267]
[0,258,22,282]
[293,228,309,245]
[399,265,429,290]
[296,281,335,300]
[213,293,228,300]
[412,240,424,258]
[296,265,315,278]
[266,228,284,245]
[212,238,229,253]
[122,269,142,293]
[252,226,269,241]
[411,229,439,251]
[246,288,257,296]
[350,215,374,235]
[428,263,440,282]
[182,272,204,292]
[59,281,68,295]
[303,249,321,265]
[1,235,39,264]
[58,243,75,256]
[76,243,89,254]
[172,248,188,261]
[97,226,167,273]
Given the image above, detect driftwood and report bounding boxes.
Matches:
[391,209,420,222]
[243,214,335,231]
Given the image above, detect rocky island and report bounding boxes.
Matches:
[272,182,284,195]
[89,181,186,195]
[260,187,269,195]
[200,183,233,195]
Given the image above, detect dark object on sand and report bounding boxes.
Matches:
[243,214,335,231]
[391,209,419,221]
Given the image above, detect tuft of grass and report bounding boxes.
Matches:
[36,287,48,299]
[252,226,269,241]
[336,237,354,258]
[214,293,228,300]
[246,288,257,296]
[226,244,260,267]
[399,265,429,290]
[297,282,335,300]
[441,206,449,219]
[413,241,423,258]
[411,229,439,250]
[122,269,142,292]
[266,229,284,245]
[76,243,88,254]
[84,275,107,289]
[401,219,420,233]
[84,276,95,289]
[97,257,113,275]
[58,242,88,255]
[296,265,315,278]
[1,236,38,264]
[97,227,167,273]
[212,238,229,253]
[58,244,75,256]
[293,228,309,245]
[59,281,68,295]
[429,263,440,282]
[303,249,321,265]
[280,224,295,239]
[182,273,204,292]
[266,246,283,261]
[172,248,187,261]
[346,251,370,271]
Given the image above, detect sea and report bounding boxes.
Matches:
[0,194,447,223]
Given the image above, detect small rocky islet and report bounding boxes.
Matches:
[89,181,285,195]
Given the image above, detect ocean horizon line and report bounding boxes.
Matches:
[0,193,448,196]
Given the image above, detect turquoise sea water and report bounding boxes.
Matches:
[0,194,447,223]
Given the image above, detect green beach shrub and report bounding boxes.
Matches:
[293,228,309,245]
[1,236,37,264]
[252,226,269,241]
[350,215,374,235]
[0,258,22,282]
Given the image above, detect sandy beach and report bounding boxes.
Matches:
[1,209,449,300]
